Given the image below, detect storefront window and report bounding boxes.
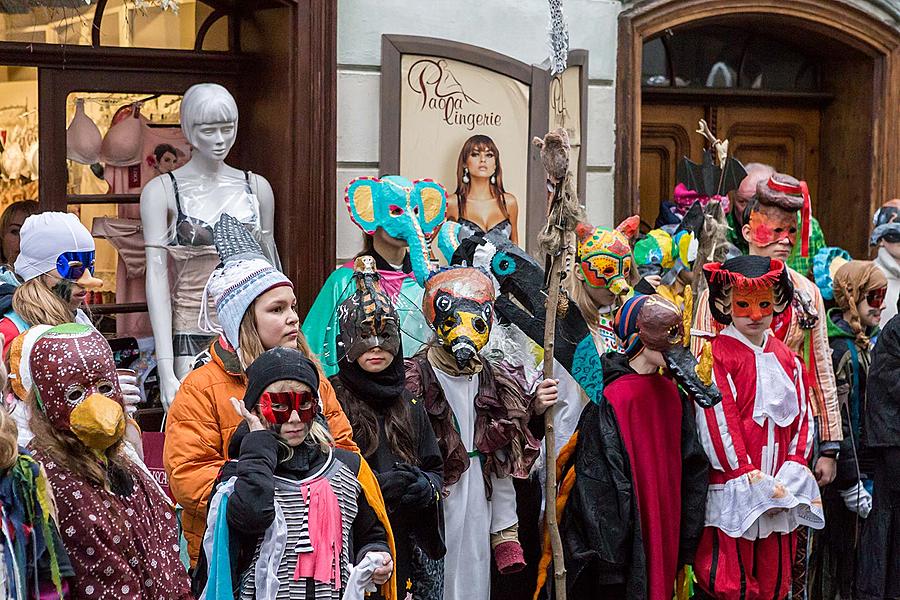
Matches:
[643,26,820,92]
[0,65,38,271]
[65,91,184,315]
[0,0,228,50]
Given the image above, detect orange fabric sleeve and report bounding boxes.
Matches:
[534,431,580,600]
[318,376,359,452]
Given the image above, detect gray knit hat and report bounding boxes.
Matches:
[200,214,292,351]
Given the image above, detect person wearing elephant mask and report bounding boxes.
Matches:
[303,175,447,377]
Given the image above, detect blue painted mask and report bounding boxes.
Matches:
[344,175,447,285]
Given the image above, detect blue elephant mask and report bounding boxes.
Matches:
[344,175,447,285]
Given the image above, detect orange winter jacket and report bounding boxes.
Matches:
[163,340,358,565]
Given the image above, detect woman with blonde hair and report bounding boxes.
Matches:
[0,211,102,356]
[164,214,371,572]
[447,134,520,245]
[0,212,143,456]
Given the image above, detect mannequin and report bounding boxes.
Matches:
[140,83,279,409]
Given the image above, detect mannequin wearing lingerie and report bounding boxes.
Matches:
[141,83,279,410]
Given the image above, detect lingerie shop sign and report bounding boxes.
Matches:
[406,57,505,130]
[399,54,530,242]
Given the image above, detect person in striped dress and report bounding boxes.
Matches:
[197,347,395,600]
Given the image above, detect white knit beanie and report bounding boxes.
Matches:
[14,212,95,281]
[201,258,292,351]
[199,213,292,351]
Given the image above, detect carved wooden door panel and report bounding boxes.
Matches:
[639,104,705,230]
[639,103,821,229]
[717,106,821,209]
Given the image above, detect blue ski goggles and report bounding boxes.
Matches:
[56,251,95,281]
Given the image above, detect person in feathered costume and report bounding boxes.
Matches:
[0,371,73,599]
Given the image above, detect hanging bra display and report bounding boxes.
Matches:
[1,127,25,180]
[100,103,145,167]
[66,98,102,165]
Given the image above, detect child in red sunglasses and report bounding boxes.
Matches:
[193,347,394,599]
[810,254,887,595]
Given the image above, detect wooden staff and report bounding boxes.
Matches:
[534,128,581,600]
[541,194,567,600]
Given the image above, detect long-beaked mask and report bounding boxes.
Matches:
[423,267,495,367]
[615,293,721,408]
[336,256,401,362]
[30,323,125,452]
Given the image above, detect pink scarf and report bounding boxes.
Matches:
[294,477,344,590]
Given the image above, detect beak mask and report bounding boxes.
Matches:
[30,324,126,452]
[423,267,495,367]
[616,294,722,408]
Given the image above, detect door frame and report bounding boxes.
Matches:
[615,0,900,226]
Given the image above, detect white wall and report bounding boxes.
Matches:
[336,0,622,261]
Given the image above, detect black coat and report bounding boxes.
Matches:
[865,313,900,452]
[191,425,389,598]
[557,353,709,599]
[331,375,446,586]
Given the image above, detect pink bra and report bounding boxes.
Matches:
[100,103,144,167]
[66,99,102,165]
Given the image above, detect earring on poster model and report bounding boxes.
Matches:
[490,173,497,185]
[462,168,470,184]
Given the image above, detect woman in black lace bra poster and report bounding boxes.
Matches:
[447,134,521,245]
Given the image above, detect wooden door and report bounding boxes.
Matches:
[640,102,821,229]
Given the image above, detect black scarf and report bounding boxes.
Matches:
[336,349,407,409]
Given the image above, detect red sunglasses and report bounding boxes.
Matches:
[866,287,887,309]
[259,391,318,424]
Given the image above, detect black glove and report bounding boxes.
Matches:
[376,468,417,504]
[396,463,436,508]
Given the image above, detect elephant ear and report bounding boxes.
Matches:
[345,177,381,233]
[412,179,447,240]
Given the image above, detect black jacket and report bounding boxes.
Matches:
[828,312,875,488]
[192,425,389,598]
[557,352,709,599]
[331,375,446,577]
[865,313,900,450]
[864,313,900,492]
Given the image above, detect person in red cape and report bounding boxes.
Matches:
[693,256,824,600]
[538,293,709,600]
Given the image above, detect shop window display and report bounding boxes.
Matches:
[0,1,227,51]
